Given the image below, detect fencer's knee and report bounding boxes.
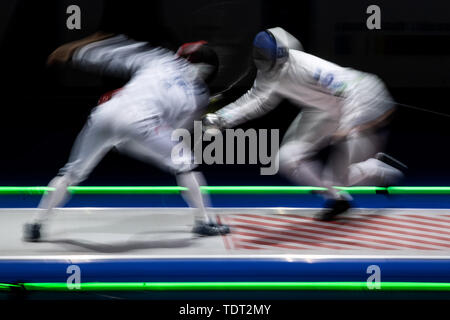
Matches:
[49,173,79,189]
[169,152,197,175]
[278,146,292,174]
[278,143,313,175]
[172,162,197,176]
[175,170,205,188]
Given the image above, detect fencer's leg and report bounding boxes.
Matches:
[280,108,350,201]
[118,122,230,236]
[24,174,78,242]
[279,108,352,221]
[115,131,212,223]
[348,157,404,186]
[278,144,351,221]
[34,174,76,224]
[176,171,230,236]
[24,109,115,242]
[176,171,211,224]
[322,138,351,186]
[346,130,404,186]
[278,142,349,201]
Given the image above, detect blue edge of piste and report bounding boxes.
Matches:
[2,193,450,208]
[1,194,449,298]
[0,258,449,283]
[1,258,450,299]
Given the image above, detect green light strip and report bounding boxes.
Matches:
[69,186,185,194]
[0,282,446,292]
[0,186,448,195]
[0,283,21,290]
[388,187,450,194]
[202,186,327,194]
[0,187,50,195]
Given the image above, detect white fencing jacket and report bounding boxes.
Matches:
[217,49,393,132]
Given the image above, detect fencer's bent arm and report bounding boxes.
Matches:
[216,74,281,127]
[71,35,162,79]
[47,32,114,66]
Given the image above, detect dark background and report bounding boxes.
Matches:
[0,0,449,186]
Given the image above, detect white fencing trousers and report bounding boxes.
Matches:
[278,107,343,200]
[278,107,402,199]
[34,102,200,224]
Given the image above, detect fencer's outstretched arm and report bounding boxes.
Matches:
[215,73,282,128]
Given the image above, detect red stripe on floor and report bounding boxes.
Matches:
[242,214,450,248]
[231,216,423,250]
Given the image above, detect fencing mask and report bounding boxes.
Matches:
[252,27,303,72]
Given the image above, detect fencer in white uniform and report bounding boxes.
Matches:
[204,27,405,220]
[24,34,230,241]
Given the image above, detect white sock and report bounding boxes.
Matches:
[176,171,212,224]
[33,175,74,224]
